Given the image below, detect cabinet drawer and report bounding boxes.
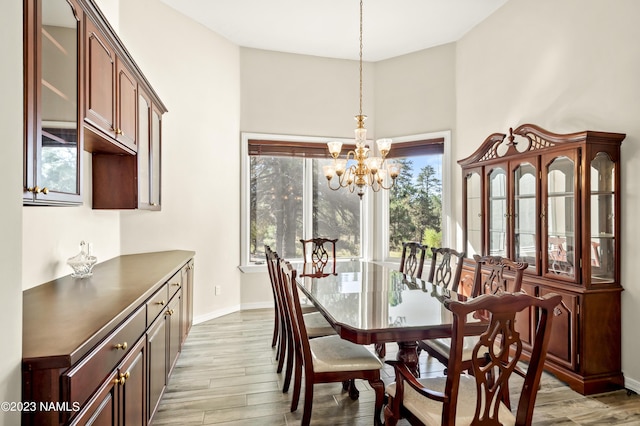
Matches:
[147,283,169,325]
[167,270,182,300]
[62,305,146,409]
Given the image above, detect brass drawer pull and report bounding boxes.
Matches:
[156,300,166,306]
[114,342,128,351]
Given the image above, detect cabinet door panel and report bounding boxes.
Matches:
[147,313,167,424]
[515,282,536,350]
[85,18,115,136]
[116,60,137,150]
[69,370,118,426]
[167,292,182,378]
[539,286,578,371]
[120,337,146,426]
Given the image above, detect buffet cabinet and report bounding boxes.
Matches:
[23,0,166,209]
[22,250,195,425]
[457,124,625,395]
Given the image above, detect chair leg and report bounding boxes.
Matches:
[290,351,303,410]
[276,325,287,373]
[271,309,279,347]
[283,332,295,391]
[301,379,314,426]
[369,378,385,426]
[383,398,399,426]
[282,341,297,392]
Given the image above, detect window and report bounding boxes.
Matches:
[384,134,448,259]
[241,131,451,269]
[243,134,365,266]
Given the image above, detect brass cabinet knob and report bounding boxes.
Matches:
[172,282,180,287]
[27,186,49,194]
[114,371,130,385]
[115,128,123,135]
[165,309,174,316]
[114,342,128,351]
[156,300,166,306]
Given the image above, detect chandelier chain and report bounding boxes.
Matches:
[359,0,363,117]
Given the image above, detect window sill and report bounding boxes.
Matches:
[238,264,268,273]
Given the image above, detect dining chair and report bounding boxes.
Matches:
[399,241,428,279]
[384,291,562,426]
[299,237,337,265]
[418,255,528,371]
[376,241,428,358]
[265,245,282,350]
[426,247,465,291]
[267,246,332,392]
[280,259,385,426]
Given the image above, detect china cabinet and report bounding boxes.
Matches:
[458,124,624,395]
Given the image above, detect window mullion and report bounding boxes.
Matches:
[303,158,314,243]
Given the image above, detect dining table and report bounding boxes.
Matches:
[295,259,484,375]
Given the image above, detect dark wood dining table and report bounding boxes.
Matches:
[295,260,483,374]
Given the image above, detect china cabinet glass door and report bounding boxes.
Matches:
[488,166,507,257]
[465,171,482,257]
[544,153,577,281]
[513,162,538,272]
[590,152,616,283]
[25,0,82,204]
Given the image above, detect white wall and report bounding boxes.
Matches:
[241,48,375,139]
[0,0,23,423]
[374,43,457,138]
[118,0,242,322]
[456,0,640,390]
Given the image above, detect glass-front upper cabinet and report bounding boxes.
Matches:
[589,151,617,283]
[464,170,483,258]
[512,161,539,272]
[488,166,508,257]
[24,0,82,205]
[542,151,578,282]
[459,125,624,290]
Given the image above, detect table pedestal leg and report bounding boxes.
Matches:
[397,340,419,376]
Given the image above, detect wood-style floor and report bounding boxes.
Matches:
[154,309,640,425]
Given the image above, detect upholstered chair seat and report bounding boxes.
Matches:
[310,335,383,373]
[303,311,336,338]
[386,375,515,426]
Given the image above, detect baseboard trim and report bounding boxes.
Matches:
[193,304,240,325]
[625,376,640,394]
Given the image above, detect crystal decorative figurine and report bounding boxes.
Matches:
[67,241,97,278]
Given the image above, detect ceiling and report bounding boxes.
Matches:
[159,0,508,62]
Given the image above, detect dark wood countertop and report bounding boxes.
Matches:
[23,250,195,370]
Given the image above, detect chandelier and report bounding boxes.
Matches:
[322,0,400,198]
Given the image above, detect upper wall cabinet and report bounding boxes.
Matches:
[83,17,137,154]
[24,0,167,207]
[24,0,83,205]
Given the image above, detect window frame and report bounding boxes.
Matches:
[240,132,374,272]
[378,130,453,263]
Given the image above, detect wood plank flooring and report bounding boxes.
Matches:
[154,309,640,425]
